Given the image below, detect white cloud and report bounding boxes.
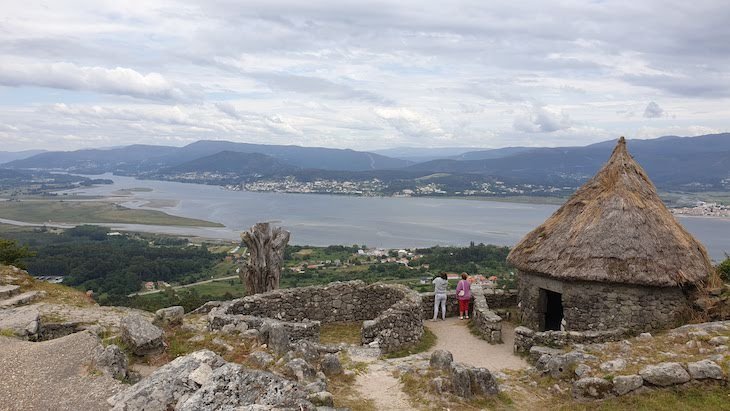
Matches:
[374,107,447,139]
[513,105,574,133]
[0,61,195,101]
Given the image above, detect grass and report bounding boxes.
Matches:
[320,322,363,345]
[553,385,730,411]
[163,325,253,364]
[0,200,223,227]
[0,328,16,337]
[383,327,437,359]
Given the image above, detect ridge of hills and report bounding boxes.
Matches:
[3,133,730,192]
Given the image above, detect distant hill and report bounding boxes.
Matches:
[407,133,730,190]
[162,151,298,176]
[453,147,533,161]
[5,145,178,173]
[372,147,486,162]
[0,150,47,165]
[7,140,411,173]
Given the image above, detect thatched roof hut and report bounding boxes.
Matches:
[507,137,713,288]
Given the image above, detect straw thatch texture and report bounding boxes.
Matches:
[507,137,713,287]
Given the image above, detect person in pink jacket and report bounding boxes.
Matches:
[456,273,472,320]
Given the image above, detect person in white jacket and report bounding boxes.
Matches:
[432,272,449,321]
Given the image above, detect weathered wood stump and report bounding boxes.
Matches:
[239,222,290,295]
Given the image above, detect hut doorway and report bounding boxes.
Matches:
[539,289,563,331]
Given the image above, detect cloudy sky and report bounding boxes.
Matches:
[1,0,729,152]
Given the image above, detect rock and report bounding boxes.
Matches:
[612,375,643,395]
[92,344,128,380]
[429,350,454,371]
[639,362,690,386]
[574,364,592,378]
[283,358,318,383]
[320,353,343,377]
[600,359,627,373]
[248,351,275,369]
[709,336,729,346]
[469,367,499,396]
[268,324,292,355]
[107,350,226,411]
[431,377,450,394]
[307,391,334,407]
[188,363,213,386]
[177,363,313,411]
[0,284,20,299]
[573,377,613,400]
[188,335,205,343]
[154,306,184,326]
[687,360,725,380]
[529,346,563,363]
[636,332,653,341]
[542,351,598,379]
[241,329,260,340]
[291,340,322,363]
[0,290,45,308]
[0,305,40,339]
[212,337,234,352]
[715,345,728,353]
[120,314,164,356]
[305,381,327,394]
[450,364,472,398]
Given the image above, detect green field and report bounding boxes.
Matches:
[0,200,223,227]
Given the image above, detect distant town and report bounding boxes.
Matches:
[671,202,730,218]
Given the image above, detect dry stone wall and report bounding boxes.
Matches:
[212,281,424,353]
[513,326,627,353]
[470,285,503,343]
[518,271,690,333]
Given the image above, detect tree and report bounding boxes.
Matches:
[0,238,35,269]
[718,256,730,282]
[239,223,290,295]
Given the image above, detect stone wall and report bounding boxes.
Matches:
[216,281,424,353]
[518,271,690,333]
[420,292,464,319]
[483,288,518,309]
[513,326,627,353]
[470,285,503,343]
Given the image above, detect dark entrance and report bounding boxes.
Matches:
[538,288,563,331]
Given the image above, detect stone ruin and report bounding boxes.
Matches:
[204,280,424,353]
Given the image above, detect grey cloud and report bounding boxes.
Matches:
[248,72,391,104]
[624,73,730,98]
[643,101,664,118]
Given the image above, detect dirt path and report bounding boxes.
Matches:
[0,331,123,411]
[354,362,413,410]
[426,317,528,371]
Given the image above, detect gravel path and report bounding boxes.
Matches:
[0,331,123,411]
[426,317,528,371]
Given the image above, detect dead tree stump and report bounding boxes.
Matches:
[239,222,290,295]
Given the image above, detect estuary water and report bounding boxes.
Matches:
[63,174,729,262]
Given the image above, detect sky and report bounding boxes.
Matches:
[1,0,729,152]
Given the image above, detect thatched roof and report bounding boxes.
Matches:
[507,137,712,287]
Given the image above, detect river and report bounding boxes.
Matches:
[59,174,729,262]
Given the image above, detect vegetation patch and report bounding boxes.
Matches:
[552,385,730,411]
[320,322,363,345]
[400,369,515,410]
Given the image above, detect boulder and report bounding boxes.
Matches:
[107,350,226,411]
[469,367,499,396]
[541,351,598,379]
[154,306,184,326]
[529,345,563,362]
[290,340,322,363]
[283,358,318,383]
[320,353,343,377]
[572,377,613,400]
[449,364,472,398]
[177,363,314,411]
[612,375,643,395]
[687,360,725,380]
[599,359,627,373]
[429,350,454,371]
[92,344,128,380]
[709,336,729,346]
[0,284,20,299]
[639,362,690,386]
[574,364,592,378]
[0,305,40,339]
[248,351,275,369]
[0,290,45,308]
[120,314,164,356]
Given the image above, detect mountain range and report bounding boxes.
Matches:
[3,133,730,192]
